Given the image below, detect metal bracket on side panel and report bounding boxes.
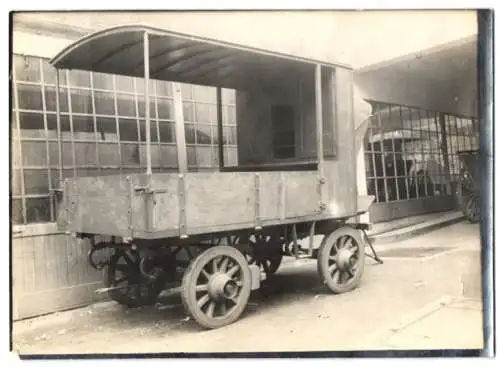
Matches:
[126,176,134,239]
[178,174,188,239]
[317,175,327,213]
[254,173,261,230]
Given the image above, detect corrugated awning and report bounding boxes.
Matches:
[50,24,343,89]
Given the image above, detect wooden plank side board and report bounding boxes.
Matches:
[184,172,256,229]
[70,175,134,236]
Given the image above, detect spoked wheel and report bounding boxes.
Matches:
[247,233,283,277]
[464,194,479,223]
[317,227,365,294]
[105,248,164,307]
[181,246,252,329]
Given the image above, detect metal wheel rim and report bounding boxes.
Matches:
[181,246,251,329]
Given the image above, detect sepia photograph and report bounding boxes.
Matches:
[8,7,494,358]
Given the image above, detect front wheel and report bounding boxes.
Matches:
[181,246,252,329]
[317,227,365,294]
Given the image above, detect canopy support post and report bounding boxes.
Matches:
[55,70,64,184]
[143,31,152,177]
[216,87,224,170]
[315,64,326,209]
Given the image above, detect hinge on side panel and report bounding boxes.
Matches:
[178,174,188,239]
[254,173,261,230]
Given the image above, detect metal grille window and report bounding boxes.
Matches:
[11,54,239,225]
[365,102,479,203]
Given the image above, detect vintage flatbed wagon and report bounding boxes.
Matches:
[50,24,379,329]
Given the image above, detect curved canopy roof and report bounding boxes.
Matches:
[50,24,349,90]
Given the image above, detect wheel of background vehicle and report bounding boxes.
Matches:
[247,233,283,276]
[181,245,252,329]
[105,248,164,307]
[317,226,365,294]
[464,194,479,224]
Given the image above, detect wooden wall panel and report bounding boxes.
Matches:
[12,228,106,321]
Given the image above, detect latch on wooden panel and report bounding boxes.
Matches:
[133,185,169,231]
[134,185,168,195]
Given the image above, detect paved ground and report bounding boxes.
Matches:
[12,221,484,355]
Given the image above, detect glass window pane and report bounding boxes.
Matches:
[24,169,49,195]
[96,117,118,142]
[183,102,194,122]
[222,105,236,125]
[196,125,211,144]
[41,59,66,85]
[115,75,135,92]
[48,142,61,167]
[68,70,91,88]
[17,83,43,110]
[121,143,140,165]
[193,85,216,103]
[118,118,139,141]
[92,72,114,91]
[138,120,158,142]
[155,81,172,97]
[222,88,236,105]
[181,83,193,99]
[116,93,137,117]
[195,103,211,123]
[44,86,69,112]
[137,99,157,118]
[135,78,155,94]
[157,98,173,120]
[11,199,23,225]
[18,112,45,138]
[70,88,93,114]
[26,197,51,223]
[14,55,41,83]
[211,125,219,145]
[158,122,174,143]
[94,91,116,115]
[22,141,47,166]
[74,142,98,166]
[98,143,120,166]
[72,115,95,140]
[185,124,196,144]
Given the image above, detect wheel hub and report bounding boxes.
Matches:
[208,272,238,300]
[336,248,354,271]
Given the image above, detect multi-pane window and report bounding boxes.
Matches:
[182,84,238,168]
[11,54,238,225]
[365,103,479,203]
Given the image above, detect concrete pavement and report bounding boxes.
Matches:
[12,221,485,355]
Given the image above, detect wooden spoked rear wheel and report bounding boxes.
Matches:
[181,246,252,329]
[105,249,164,307]
[246,233,283,276]
[317,227,365,294]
